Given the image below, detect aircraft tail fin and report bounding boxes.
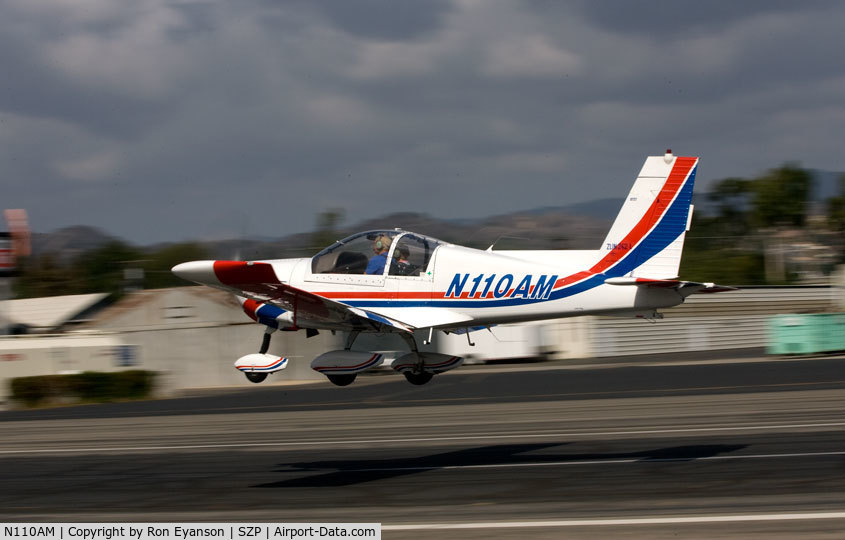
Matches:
[596,150,698,280]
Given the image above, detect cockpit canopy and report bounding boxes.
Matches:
[311,230,442,277]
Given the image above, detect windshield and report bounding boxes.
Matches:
[311,230,441,276]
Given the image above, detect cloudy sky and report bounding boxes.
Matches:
[3,0,845,244]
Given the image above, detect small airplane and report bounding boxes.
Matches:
[173,150,730,387]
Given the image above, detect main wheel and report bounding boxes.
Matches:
[245,372,268,383]
[404,371,433,385]
[327,374,357,387]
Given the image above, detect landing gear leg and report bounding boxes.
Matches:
[398,332,433,385]
[259,327,276,354]
[345,330,361,351]
[398,332,419,353]
[242,328,277,384]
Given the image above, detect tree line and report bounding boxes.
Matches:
[12,242,210,299]
[680,164,845,285]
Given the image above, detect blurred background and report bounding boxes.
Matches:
[2,1,845,406]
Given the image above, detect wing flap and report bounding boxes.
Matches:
[364,307,474,330]
[346,307,415,332]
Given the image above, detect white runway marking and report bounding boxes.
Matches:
[1,421,843,454]
[382,511,845,530]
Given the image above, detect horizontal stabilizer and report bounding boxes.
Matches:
[605,276,736,297]
[605,276,681,287]
[683,283,738,295]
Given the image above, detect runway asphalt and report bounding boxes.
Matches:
[1,356,844,539]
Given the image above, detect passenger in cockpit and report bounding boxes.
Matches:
[390,244,414,275]
[365,235,392,274]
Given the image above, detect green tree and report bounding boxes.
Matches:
[707,178,752,224]
[13,254,84,298]
[749,164,813,228]
[142,243,210,289]
[311,209,345,254]
[683,163,814,286]
[70,241,145,296]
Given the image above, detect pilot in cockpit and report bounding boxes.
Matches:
[365,235,392,274]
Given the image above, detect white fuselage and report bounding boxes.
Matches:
[261,243,683,331]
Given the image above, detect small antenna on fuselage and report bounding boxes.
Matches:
[486,235,530,251]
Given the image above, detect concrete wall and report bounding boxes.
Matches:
[551,286,840,359]
[87,288,341,394]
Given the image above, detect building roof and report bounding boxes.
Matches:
[1,292,110,331]
[79,286,241,330]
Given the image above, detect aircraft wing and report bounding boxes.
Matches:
[172,260,414,332]
[604,276,737,297]
[363,307,474,330]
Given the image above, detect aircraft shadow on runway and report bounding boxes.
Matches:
[253,443,747,488]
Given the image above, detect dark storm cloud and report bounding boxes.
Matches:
[2,0,845,244]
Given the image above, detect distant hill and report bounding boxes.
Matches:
[29,205,615,262]
[528,198,623,221]
[30,226,118,263]
[811,169,843,201]
[196,207,612,260]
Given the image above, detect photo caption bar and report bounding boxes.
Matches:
[1,524,380,540]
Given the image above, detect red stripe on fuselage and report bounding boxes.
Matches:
[318,291,432,300]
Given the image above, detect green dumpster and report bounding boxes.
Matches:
[768,313,845,355]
